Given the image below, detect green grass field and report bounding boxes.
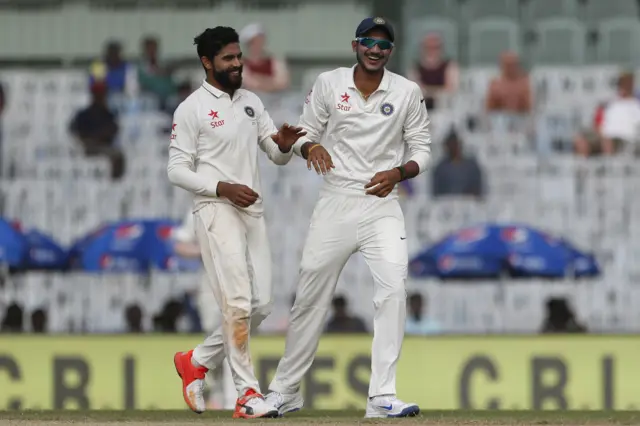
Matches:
[1,410,640,425]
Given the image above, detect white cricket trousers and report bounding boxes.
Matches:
[196,273,235,409]
[269,188,408,398]
[191,202,272,397]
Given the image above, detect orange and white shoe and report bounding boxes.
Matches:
[232,389,279,419]
[173,350,208,414]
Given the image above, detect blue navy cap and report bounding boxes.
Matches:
[355,17,395,42]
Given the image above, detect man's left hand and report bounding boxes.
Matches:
[271,123,307,153]
[365,168,402,197]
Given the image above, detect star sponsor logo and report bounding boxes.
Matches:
[337,92,351,112]
[208,110,225,128]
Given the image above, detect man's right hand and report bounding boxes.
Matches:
[303,142,334,175]
[216,182,259,208]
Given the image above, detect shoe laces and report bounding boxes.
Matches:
[269,392,284,406]
[242,389,264,405]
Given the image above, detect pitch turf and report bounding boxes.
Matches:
[1,411,640,425]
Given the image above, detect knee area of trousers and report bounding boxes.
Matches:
[373,287,407,307]
[299,258,333,276]
[224,307,250,349]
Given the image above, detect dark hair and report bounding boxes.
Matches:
[332,295,347,309]
[105,40,121,52]
[142,35,158,45]
[194,26,240,61]
[408,293,423,304]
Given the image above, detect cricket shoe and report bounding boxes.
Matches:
[233,389,279,419]
[265,391,304,416]
[365,395,420,418]
[173,350,208,414]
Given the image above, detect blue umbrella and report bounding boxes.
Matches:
[0,218,28,267]
[22,229,69,271]
[71,219,201,273]
[409,223,600,279]
[73,219,175,273]
[148,222,201,272]
[562,240,600,278]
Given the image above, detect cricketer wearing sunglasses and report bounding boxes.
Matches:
[264,17,431,419]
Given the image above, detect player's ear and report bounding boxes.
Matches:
[351,40,358,53]
[200,56,213,71]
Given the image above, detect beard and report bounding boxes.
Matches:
[214,65,243,91]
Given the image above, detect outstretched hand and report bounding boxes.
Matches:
[365,169,402,198]
[306,144,334,175]
[271,123,307,153]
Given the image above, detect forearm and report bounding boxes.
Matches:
[299,141,318,160]
[174,242,201,259]
[397,160,420,181]
[262,138,294,165]
[167,165,219,197]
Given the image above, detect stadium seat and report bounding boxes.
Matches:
[402,0,458,21]
[532,18,587,66]
[584,0,639,26]
[462,0,520,21]
[522,0,581,28]
[596,18,640,66]
[468,19,521,65]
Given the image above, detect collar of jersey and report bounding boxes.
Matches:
[348,64,391,93]
[201,79,243,100]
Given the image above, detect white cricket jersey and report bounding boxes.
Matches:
[292,65,431,197]
[167,80,293,216]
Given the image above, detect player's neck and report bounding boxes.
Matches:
[206,76,236,98]
[353,65,384,95]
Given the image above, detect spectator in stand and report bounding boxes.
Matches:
[407,33,459,111]
[1,303,23,333]
[125,304,143,333]
[574,102,607,157]
[239,23,290,93]
[432,130,484,199]
[485,52,532,132]
[599,72,640,155]
[69,81,125,180]
[540,297,587,334]
[89,40,138,97]
[153,299,183,333]
[405,293,442,335]
[165,80,193,116]
[138,35,176,109]
[30,309,47,333]
[326,295,367,334]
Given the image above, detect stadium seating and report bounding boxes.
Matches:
[532,18,587,66]
[468,19,521,64]
[1,64,639,335]
[2,0,640,334]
